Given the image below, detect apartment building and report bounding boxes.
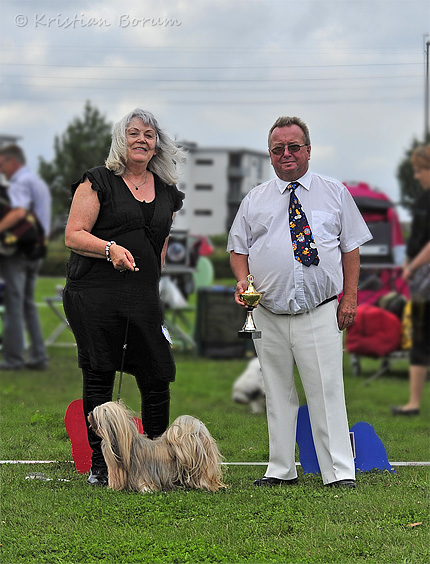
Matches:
[174,142,272,235]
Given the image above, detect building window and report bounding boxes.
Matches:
[229,153,241,167]
[194,210,213,216]
[256,158,263,178]
[228,178,242,201]
[195,159,213,165]
[195,184,213,191]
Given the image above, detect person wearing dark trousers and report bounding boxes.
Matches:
[63,108,185,485]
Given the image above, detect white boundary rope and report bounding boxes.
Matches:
[1,460,430,467]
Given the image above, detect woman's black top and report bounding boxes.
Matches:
[407,189,430,260]
[63,166,184,380]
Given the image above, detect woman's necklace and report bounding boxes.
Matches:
[125,169,148,190]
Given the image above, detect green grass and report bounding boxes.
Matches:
[0,278,429,564]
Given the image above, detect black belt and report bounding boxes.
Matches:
[282,295,338,315]
[317,295,338,307]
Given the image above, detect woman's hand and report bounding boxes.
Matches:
[108,244,139,272]
[402,264,414,281]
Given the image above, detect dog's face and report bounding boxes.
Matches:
[88,401,136,441]
[88,405,109,439]
[87,410,99,435]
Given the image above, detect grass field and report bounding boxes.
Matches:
[0,277,429,564]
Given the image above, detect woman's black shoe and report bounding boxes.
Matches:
[390,406,420,416]
[87,467,108,486]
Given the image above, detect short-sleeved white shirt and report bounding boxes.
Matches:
[227,169,372,314]
[9,166,52,236]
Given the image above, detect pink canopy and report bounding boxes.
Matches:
[343,182,408,304]
[344,182,404,247]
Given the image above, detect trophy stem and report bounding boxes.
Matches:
[238,306,261,339]
[242,307,256,331]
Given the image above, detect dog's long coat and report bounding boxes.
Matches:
[88,402,224,492]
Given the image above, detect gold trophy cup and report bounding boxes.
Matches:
[238,274,262,339]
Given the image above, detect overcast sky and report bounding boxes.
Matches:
[1,0,429,221]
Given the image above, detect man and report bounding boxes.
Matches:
[0,144,51,370]
[227,116,372,488]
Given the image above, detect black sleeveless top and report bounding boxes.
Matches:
[63,166,184,378]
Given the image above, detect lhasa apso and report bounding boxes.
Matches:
[88,401,224,492]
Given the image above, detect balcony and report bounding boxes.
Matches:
[228,166,248,178]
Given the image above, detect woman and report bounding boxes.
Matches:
[63,108,185,484]
[391,145,430,416]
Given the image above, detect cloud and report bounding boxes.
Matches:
[0,0,427,217]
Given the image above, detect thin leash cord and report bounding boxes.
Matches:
[116,266,137,402]
[116,314,130,402]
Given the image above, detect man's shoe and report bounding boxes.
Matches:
[254,476,298,487]
[390,406,419,416]
[326,479,356,489]
[25,361,49,371]
[0,363,23,370]
[87,467,108,486]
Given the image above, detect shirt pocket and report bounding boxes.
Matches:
[311,211,338,242]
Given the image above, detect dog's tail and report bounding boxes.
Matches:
[165,415,225,491]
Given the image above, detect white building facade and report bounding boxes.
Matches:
[174,143,272,235]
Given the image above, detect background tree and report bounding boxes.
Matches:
[397,132,430,213]
[39,101,112,231]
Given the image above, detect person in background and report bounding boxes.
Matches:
[228,116,372,489]
[63,108,185,486]
[0,145,51,370]
[391,145,430,415]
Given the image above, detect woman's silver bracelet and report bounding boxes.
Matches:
[105,241,116,262]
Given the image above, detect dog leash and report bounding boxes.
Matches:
[116,314,130,402]
[116,263,139,402]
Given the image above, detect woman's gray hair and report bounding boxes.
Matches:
[105,108,186,185]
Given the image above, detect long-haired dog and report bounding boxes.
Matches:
[88,401,224,493]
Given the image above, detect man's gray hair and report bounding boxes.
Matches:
[105,108,186,185]
[268,116,311,147]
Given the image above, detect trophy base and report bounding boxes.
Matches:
[238,330,261,340]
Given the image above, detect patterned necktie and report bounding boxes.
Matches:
[288,182,319,267]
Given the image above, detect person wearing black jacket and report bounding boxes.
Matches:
[63,108,185,485]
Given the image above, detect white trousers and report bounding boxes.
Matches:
[253,300,355,484]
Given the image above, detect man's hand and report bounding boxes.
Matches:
[337,294,357,331]
[230,251,251,307]
[338,248,360,330]
[234,279,249,306]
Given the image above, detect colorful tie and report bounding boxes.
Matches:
[288,182,319,267]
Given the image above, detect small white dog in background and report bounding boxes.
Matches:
[232,357,266,414]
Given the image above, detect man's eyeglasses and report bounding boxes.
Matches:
[270,144,308,156]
